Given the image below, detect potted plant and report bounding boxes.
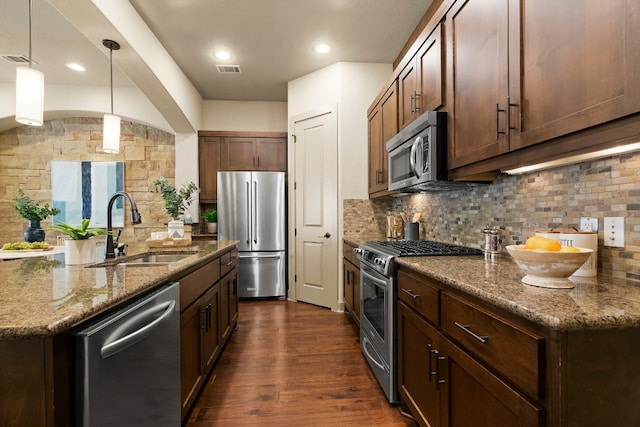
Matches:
[202,209,217,234]
[50,219,111,265]
[152,177,198,238]
[12,188,61,242]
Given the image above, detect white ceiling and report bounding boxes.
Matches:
[1,0,432,102]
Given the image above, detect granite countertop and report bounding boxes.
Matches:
[343,234,640,331]
[0,239,238,339]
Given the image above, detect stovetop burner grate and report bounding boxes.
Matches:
[364,240,482,257]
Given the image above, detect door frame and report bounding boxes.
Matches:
[287,105,339,309]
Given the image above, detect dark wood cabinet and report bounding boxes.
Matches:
[221,137,287,171]
[399,23,444,130]
[367,81,397,198]
[199,136,221,203]
[179,247,238,422]
[447,0,640,171]
[342,242,361,329]
[397,267,544,427]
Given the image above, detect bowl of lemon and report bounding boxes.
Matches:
[506,236,593,289]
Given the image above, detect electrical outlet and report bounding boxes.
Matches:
[580,217,599,232]
[604,217,625,247]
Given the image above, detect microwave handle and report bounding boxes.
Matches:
[409,136,422,179]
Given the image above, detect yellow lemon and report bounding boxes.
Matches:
[524,236,562,251]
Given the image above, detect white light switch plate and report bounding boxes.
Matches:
[604,217,625,247]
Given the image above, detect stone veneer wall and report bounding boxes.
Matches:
[344,151,640,280]
[0,118,176,244]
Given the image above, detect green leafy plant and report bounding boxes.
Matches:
[49,219,111,240]
[12,189,61,221]
[152,177,199,220]
[202,209,217,223]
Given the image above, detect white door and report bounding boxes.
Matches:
[292,109,338,310]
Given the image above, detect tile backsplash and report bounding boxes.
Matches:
[345,152,640,280]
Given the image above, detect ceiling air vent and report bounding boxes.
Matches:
[216,65,242,74]
[1,54,34,64]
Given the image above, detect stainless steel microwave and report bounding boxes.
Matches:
[386,111,447,192]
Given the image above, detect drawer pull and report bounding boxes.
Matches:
[224,261,234,267]
[455,321,489,343]
[428,343,437,380]
[402,289,420,300]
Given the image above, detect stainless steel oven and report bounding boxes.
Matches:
[360,262,396,404]
[355,240,483,404]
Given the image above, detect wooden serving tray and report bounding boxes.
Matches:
[145,238,192,248]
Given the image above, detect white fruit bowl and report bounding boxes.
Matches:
[505,245,594,289]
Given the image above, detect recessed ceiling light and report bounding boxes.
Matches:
[313,44,331,54]
[214,51,231,61]
[66,62,86,72]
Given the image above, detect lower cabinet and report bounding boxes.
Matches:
[180,248,239,422]
[343,242,360,329]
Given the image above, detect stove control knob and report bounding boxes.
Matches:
[354,248,364,257]
[374,257,385,266]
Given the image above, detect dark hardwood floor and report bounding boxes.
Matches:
[186,299,413,426]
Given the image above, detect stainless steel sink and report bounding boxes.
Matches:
[88,252,197,267]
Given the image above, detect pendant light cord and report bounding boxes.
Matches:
[109,47,113,114]
[28,0,33,69]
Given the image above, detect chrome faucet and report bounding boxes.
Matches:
[105,191,142,258]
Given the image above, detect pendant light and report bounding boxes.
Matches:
[15,0,44,126]
[102,39,121,154]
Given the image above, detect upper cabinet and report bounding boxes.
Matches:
[447,0,640,171]
[199,132,287,203]
[398,24,445,130]
[368,81,398,198]
[199,136,221,203]
[221,137,287,172]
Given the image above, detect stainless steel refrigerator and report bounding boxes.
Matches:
[217,171,286,298]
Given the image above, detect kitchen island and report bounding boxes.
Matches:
[0,239,238,426]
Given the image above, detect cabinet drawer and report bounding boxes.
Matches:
[220,249,238,278]
[441,292,544,400]
[397,269,439,325]
[180,259,221,311]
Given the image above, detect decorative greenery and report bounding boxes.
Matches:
[12,189,61,221]
[202,209,217,223]
[49,219,111,240]
[152,177,199,220]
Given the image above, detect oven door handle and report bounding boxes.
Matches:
[362,336,386,371]
[361,266,390,287]
[409,135,422,179]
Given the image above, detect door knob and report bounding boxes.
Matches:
[319,232,331,238]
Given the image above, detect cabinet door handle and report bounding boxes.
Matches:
[454,321,489,343]
[410,92,415,113]
[495,103,506,139]
[414,91,420,112]
[428,343,436,380]
[506,96,517,136]
[402,289,420,299]
[436,352,446,387]
[200,307,208,330]
[225,261,234,267]
[207,304,212,330]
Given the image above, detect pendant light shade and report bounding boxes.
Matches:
[102,39,121,154]
[15,66,44,126]
[15,0,44,127]
[103,113,121,153]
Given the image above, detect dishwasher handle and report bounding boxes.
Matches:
[101,300,176,359]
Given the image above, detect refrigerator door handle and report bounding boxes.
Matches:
[253,180,258,244]
[245,181,251,244]
[240,254,283,260]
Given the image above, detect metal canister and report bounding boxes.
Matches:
[483,227,502,254]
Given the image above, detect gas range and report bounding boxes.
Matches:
[355,240,482,276]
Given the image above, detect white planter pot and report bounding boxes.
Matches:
[167,219,185,239]
[64,238,96,265]
[207,222,217,234]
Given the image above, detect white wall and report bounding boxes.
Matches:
[288,62,392,200]
[203,100,288,131]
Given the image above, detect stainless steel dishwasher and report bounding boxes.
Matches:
[75,282,180,426]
